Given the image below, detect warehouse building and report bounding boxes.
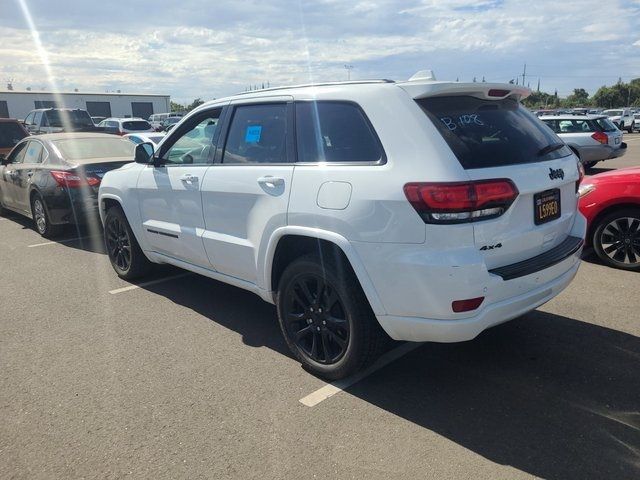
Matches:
[0,90,171,120]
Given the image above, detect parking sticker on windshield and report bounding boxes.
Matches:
[245,125,262,143]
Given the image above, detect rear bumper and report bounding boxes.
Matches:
[46,190,99,225]
[376,257,580,342]
[578,143,626,162]
[609,142,627,159]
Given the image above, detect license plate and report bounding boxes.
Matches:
[534,189,561,225]
[615,137,621,144]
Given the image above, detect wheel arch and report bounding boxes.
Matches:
[263,227,386,315]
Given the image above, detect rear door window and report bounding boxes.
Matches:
[295,101,384,163]
[23,141,44,164]
[417,96,571,169]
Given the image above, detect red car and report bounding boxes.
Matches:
[578,167,640,270]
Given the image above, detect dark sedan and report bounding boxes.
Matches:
[0,133,134,237]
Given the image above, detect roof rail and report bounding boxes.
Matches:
[234,79,395,96]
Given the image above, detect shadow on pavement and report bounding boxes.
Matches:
[142,274,639,479]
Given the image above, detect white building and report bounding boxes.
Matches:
[0,90,171,120]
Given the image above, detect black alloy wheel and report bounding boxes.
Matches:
[103,206,152,279]
[593,209,640,271]
[277,253,389,380]
[282,273,351,365]
[105,213,132,272]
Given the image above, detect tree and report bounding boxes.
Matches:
[169,98,207,113]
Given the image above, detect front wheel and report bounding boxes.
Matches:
[104,205,153,279]
[592,208,640,271]
[277,253,388,380]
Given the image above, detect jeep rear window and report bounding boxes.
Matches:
[417,96,571,169]
[122,121,152,130]
[44,110,94,128]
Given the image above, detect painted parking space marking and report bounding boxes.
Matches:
[108,273,192,295]
[27,235,100,248]
[299,341,422,407]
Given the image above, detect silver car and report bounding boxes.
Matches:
[540,115,626,169]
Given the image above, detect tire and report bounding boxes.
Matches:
[592,208,640,271]
[627,122,634,134]
[31,193,63,238]
[104,205,153,280]
[276,253,389,380]
[583,161,598,170]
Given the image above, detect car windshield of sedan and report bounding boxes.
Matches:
[52,137,135,160]
[603,110,623,116]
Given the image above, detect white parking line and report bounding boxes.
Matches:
[108,273,192,295]
[299,341,422,407]
[27,235,99,248]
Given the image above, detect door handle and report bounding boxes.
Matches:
[27,170,34,178]
[257,176,284,188]
[180,173,198,185]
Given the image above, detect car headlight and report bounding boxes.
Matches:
[578,183,596,198]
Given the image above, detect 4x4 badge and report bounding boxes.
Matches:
[549,168,564,180]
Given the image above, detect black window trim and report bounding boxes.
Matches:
[213,101,295,167]
[154,105,227,167]
[292,100,387,166]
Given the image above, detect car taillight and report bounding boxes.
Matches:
[50,170,100,188]
[452,297,484,313]
[591,131,608,144]
[403,179,519,224]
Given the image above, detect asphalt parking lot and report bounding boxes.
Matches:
[1,135,639,480]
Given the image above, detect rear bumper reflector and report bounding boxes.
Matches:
[489,236,583,281]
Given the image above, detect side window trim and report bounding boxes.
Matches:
[293,100,387,166]
[215,101,294,166]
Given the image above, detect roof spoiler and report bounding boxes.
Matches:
[398,71,530,101]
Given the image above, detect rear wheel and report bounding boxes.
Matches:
[104,205,153,279]
[592,208,640,271]
[627,122,634,134]
[31,194,62,238]
[277,253,388,380]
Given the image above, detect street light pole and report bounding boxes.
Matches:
[344,64,354,81]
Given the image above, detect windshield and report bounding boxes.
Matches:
[122,120,152,131]
[417,96,571,169]
[52,137,134,160]
[0,122,27,148]
[603,110,623,116]
[45,110,94,128]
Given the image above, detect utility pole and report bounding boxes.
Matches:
[521,63,527,86]
[536,78,540,92]
[344,64,354,81]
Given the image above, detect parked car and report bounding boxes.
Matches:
[23,108,101,135]
[124,132,166,147]
[579,167,640,270]
[540,115,626,169]
[602,108,635,133]
[633,113,640,131]
[149,113,184,131]
[160,116,183,132]
[98,75,585,379]
[0,133,134,237]
[98,118,154,136]
[0,118,29,158]
[91,116,107,125]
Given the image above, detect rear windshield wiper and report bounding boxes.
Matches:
[537,143,565,156]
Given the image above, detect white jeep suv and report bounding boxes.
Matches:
[99,74,586,379]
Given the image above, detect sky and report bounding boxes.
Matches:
[1,0,639,103]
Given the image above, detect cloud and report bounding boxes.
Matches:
[1,0,639,102]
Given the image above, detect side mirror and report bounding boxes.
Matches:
[0,154,8,166]
[134,142,155,164]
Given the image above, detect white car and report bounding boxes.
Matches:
[98,72,586,379]
[98,117,155,136]
[602,108,635,133]
[124,132,166,147]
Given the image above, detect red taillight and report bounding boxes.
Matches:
[591,131,608,144]
[50,170,100,188]
[452,297,484,313]
[403,179,519,224]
